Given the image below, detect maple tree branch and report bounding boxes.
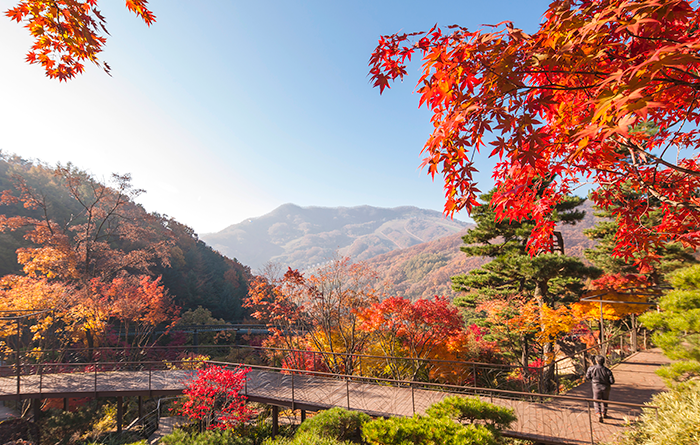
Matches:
[622,141,700,178]
[664,65,700,82]
[655,72,700,90]
[619,145,700,212]
[624,29,684,45]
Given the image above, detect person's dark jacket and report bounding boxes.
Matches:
[586,364,615,387]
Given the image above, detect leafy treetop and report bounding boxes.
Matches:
[370,0,700,266]
[5,0,155,80]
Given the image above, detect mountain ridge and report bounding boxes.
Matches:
[201,204,470,272]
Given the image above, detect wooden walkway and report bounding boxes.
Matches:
[0,349,671,445]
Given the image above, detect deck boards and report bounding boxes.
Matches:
[0,349,670,445]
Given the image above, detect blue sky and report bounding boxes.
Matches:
[0,0,551,234]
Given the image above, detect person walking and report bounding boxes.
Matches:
[586,355,615,422]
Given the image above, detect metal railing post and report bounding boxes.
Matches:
[587,401,594,444]
[411,384,415,414]
[15,320,20,400]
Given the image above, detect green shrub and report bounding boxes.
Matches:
[362,396,515,445]
[85,440,147,445]
[425,396,517,430]
[160,428,254,445]
[362,415,498,445]
[622,383,700,445]
[295,407,370,443]
[262,431,355,445]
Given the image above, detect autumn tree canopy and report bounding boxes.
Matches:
[245,257,382,375]
[5,0,155,80]
[0,160,177,353]
[357,296,496,382]
[370,0,700,266]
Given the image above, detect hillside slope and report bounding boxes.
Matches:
[0,154,252,320]
[367,200,599,300]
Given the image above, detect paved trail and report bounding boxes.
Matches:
[565,349,670,405]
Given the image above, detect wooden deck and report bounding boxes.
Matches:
[0,350,671,445]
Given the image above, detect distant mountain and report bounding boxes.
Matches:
[201,204,470,272]
[367,200,599,300]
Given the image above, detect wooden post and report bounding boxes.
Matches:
[32,398,40,421]
[116,396,123,434]
[138,396,143,421]
[300,410,306,423]
[271,405,279,438]
[644,329,648,350]
[63,398,68,411]
[599,300,605,356]
[411,384,415,414]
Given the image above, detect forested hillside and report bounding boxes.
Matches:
[0,154,251,321]
[367,200,598,300]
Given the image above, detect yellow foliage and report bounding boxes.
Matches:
[164,354,210,370]
[572,290,650,322]
[16,245,78,279]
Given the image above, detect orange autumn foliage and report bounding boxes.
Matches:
[358,296,497,383]
[572,274,654,322]
[370,0,700,266]
[245,257,381,375]
[5,0,155,80]
[478,297,579,365]
[0,164,176,353]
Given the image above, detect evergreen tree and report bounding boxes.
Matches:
[640,265,700,382]
[451,187,599,389]
[452,188,598,307]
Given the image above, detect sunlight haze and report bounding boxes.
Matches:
[0,0,550,234]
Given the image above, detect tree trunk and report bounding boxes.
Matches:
[535,282,555,393]
[521,335,529,369]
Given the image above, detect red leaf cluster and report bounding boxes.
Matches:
[369,0,700,266]
[180,365,251,430]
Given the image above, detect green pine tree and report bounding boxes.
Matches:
[640,264,700,382]
[452,188,598,307]
[451,187,599,389]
